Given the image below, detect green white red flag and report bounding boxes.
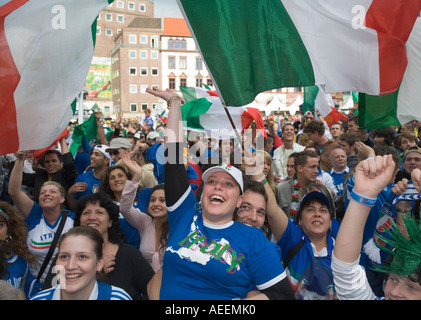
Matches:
[0,0,113,155]
[358,17,421,129]
[181,96,265,139]
[303,85,348,127]
[177,0,421,107]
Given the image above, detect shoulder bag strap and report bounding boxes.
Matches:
[36,211,68,282]
[282,238,305,268]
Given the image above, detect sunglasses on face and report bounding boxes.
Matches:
[108,149,121,156]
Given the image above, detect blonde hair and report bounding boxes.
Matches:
[41,181,66,198]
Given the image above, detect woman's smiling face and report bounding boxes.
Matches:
[202,171,243,225]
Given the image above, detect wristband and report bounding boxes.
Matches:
[350,189,377,207]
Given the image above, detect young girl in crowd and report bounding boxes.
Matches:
[74,192,154,300]
[30,226,131,300]
[120,153,168,272]
[0,201,36,293]
[146,87,294,300]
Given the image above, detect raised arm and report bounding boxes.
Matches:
[334,155,396,263]
[145,87,182,143]
[146,88,189,207]
[253,172,288,241]
[8,151,35,218]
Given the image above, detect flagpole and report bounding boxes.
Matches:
[221,103,242,144]
[178,0,243,146]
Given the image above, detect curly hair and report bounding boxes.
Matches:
[100,164,131,201]
[74,192,123,244]
[0,201,37,265]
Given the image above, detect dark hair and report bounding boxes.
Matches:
[339,132,359,147]
[74,192,123,244]
[40,150,63,166]
[372,127,396,146]
[243,180,268,204]
[100,164,132,201]
[59,226,104,260]
[294,150,319,171]
[58,226,108,282]
[303,121,325,135]
[148,184,168,254]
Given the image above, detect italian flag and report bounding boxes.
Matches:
[180,86,218,103]
[0,0,113,155]
[177,0,421,107]
[181,96,265,139]
[359,17,421,129]
[303,85,348,127]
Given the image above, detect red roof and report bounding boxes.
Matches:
[162,17,191,36]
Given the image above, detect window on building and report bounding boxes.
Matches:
[129,85,137,93]
[196,78,203,87]
[169,78,176,90]
[140,85,148,93]
[139,4,146,12]
[105,29,113,36]
[175,39,180,49]
[207,79,213,87]
[180,78,187,87]
[151,51,158,59]
[151,36,158,48]
[141,103,148,111]
[129,35,137,44]
[181,39,186,49]
[140,35,148,44]
[96,27,101,35]
[128,2,135,10]
[168,39,174,49]
[168,56,175,69]
[151,68,159,76]
[129,50,136,59]
[140,68,147,76]
[130,103,138,112]
[140,50,147,59]
[179,57,187,69]
[117,1,124,8]
[105,13,112,21]
[129,67,137,76]
[104,106,110,113]
[117,15,124,23]
[196,57,202,70]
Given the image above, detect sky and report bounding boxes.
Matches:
[153,0,183,18]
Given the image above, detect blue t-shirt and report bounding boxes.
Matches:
[26,203,75,282]
[74,170,102,200]
[277,220,336,300]
[160,187,287,300]
[30,281,132,300]
[2,254,29,289]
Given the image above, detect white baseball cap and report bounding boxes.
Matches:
[202,163,243,194]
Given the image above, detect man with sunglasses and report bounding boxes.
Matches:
[105,137,133,164]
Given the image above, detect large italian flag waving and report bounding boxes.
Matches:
[177,0,421,107]
[181,96,266,139]
[0,0,113,155]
